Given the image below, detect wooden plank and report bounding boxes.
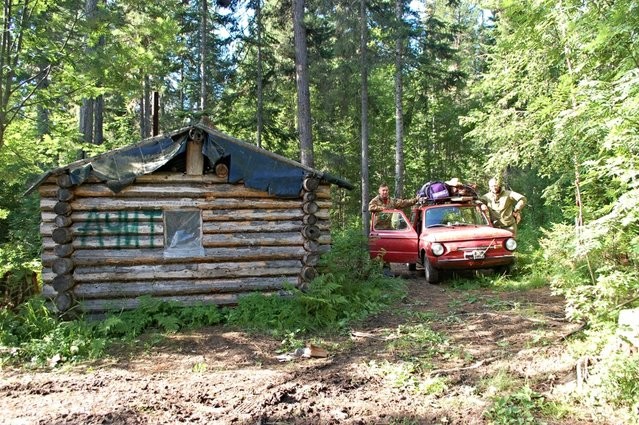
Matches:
[73,259,301,282]
[70,246,306,266]
[73,276,296,299]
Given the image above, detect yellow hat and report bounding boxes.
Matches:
[445,177,461,187]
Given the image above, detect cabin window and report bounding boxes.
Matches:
[164,210,204,257]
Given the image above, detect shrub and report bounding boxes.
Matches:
[226,228,406,335]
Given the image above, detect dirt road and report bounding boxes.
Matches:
[0,266,606,424]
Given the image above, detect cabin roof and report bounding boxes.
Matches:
[26,123,354,197]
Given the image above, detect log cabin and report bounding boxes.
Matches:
[26,123,353,316]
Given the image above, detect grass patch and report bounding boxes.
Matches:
[1,228,403,368]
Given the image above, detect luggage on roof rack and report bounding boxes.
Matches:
[416,179,479,205]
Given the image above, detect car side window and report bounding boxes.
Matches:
[374,212,409,230]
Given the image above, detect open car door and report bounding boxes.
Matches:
[369,209,419,264]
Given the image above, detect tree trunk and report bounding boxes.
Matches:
[394,0,405,198]
[293,0,313,167]
[256,0,264,148]
[360,0,370,237]
[141,75,151,138]
[79,0,103,146]
[200,0,209,115]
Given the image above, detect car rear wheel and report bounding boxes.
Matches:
[423,256,440,284]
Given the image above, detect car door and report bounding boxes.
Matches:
[369,209,419,263]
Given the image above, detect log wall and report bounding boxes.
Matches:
[39,172,333,315]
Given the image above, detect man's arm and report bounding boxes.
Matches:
[368,196,384,213]
[393,197,418,209]
[511,191,527,213]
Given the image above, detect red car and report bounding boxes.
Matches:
[369,200,517,283]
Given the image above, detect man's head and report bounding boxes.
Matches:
[378,184,390,200]
[488,177,502,195]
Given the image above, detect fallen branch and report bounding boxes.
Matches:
[559,322,587,341]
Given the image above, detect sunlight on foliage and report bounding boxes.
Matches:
[225,228,406,335]
[365,359,449,396]
[483,385,550,425]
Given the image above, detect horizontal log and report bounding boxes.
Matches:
[302,214,317,225]
[40,197,331,212]
[300,266,317,282]
[77,293,251,313]
[215,163,229,178]
[40,208,330,224]
[42,246,306,268]
[54,243,74,258]
[135,172,228,184]
[45,172,335,194]
[73,276,297,299]
[203,208,329,221]
[302,201,318,214]
[45,235,163,250]
[52,258,74,275]
[52,274,75,292]
[42,283,56,298]
[304,240,319,252]
[54,292,74,312]
[40,182,287,200]
[57,188,74,202]
[301,225,321,240]
[202,220,303,234]
[42,210,164,224]
[70,197,303,211]
[74,260,301,276]
[203,232,304,247]
[53,201,72,216]
[57,174,74,188]
[303,252,320,267]
[55,215,73,228]
[52,227,73,244]
[73,259,301,282]
[42,222,163,237]
[303,176,320,191]
[43,233,329,251]
[316,184,331,198]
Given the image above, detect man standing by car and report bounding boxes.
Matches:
[368,183,418,213]
[480,177,527,236]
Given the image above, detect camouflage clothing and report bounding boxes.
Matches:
[480,189,526,236]
[368,195,418,213]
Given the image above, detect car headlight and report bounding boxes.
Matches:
[431,243,445,256]
[504,238,517,251]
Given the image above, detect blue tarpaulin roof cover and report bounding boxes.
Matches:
[26,123,353,197]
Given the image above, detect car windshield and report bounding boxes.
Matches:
[424,205,487,228]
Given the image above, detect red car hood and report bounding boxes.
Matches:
[423,225,513,243]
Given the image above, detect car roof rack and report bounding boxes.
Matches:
[416,195,478,206]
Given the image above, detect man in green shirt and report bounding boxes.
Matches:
[480,178,526,236]
[368,183,418,213]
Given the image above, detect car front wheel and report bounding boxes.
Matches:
[423,256,440,284]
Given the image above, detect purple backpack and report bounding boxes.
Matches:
[417,181,450,201]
